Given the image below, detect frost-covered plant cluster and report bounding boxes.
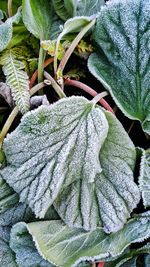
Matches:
[0,0,150,266]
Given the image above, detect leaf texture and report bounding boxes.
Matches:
[88,0,150,134]
[10,213,150,267]
[76,0,105,16]
[54,110,140,233]
[0,96,140,233]
[139,149,150,208]
[0,49,30,114]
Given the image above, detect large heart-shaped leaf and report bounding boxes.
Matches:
[88,0,150,134]
[0,96,140,233]
[139,149,150,208]
[10,212,150,267]
[22,0,54,40]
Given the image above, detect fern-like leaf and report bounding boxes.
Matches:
[0,49,30,114]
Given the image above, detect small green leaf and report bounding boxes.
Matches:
[0,226,18,267]
[0,96,140,233]
[10,212,150,267]
[22,0,54,40]
[139,149,150,208]
[52,0,76,21]
[88,0,150,134]
[0,8,21,52]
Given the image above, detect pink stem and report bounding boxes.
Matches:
[98,263,105,267]
[65,78,114,113]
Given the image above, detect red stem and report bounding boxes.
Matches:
[30,57,54,88]
[98,263,105,267]
[65,78,114,113]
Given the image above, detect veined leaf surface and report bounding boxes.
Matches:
[0,49,30,114]
[0,96,140,233]
[10,213,150,267]
[88,0,150,134]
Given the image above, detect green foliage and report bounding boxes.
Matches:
[0,49,30,114]
[0,0,149,266]
[0,8,21,52]
[22,0,54,40]
[10,213,150,267]
[88,0,150,134]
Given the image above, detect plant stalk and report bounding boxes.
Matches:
[38,47,46,84]
[65,79,114,113]
[57,19,96,80]
[0,106,18,145]
[44,71,66,99]
[30,57,54,88]
[8,0,13,17]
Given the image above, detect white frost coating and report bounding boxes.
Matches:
[11,215,150,267]
[88,0,150,132]
[139,149,150,208]
[54,110,140,232]
[0,96,108,223]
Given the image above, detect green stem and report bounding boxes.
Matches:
[38,47,46,84]
[57,19,96,81]
[0,82,46,145]
[44,71,66,99]
[8,0,13,17]
[0,106,18,145]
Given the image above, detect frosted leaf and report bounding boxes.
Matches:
[0,82,13,107]
[139,149,150,208]
[0,96,140,232]
[0,96,108,221]
[30,95,50,109]
[10,213,150,267]
[54,110,140,232]
[88,0,150,134]
[0,226,18,267]
[0,8,21,52]
[10,223,53,267]
[0,177,33,226]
